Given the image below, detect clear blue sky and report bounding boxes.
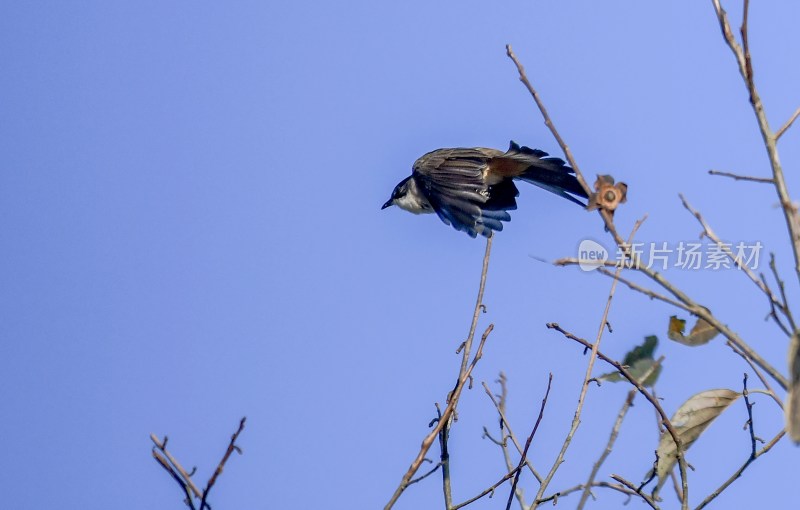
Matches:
[1,1,798,508]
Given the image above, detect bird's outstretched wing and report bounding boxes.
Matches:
[413,148,518,238]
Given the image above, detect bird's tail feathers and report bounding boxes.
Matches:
[508,141,588,206]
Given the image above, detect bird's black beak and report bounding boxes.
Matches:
[381,199,393,210]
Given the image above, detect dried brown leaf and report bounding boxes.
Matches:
[652,389,741,493]
[667,316,719,346]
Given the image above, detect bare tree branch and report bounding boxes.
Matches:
[505,373,553,510]
[536,481,643,505]
[610,474,661,510]
[553,262,697,314]
[451,466,520,510]
[577,389,637,509]
[199,417,246,510]
[578,356,665,509]
[152,449,198,510]
[711,0,800,287]
[386,323,493,509]
[505,44,628,245]
[555,253,788,390]
[547,323,689,509]
[507,40,787,392]
[483,375,532,509]
[151,418,246,510]
[438,403,453,510]
[694,374,785,510]
[385,236,495,510]
[532,218,646,508]
[768,253,798,332]
[406,461,442,487]
[482,377,544,483]
[680,193,794,335]
[727,342,784,409]
[776,106,800,140]
[504,45,590,198]
[707,169,774,183]
[151,434,203,500]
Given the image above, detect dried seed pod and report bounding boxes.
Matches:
[587,174,628,212]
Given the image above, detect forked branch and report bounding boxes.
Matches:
[151,417,247,510]
[384,236,495,509]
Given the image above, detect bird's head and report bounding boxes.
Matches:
[381,176,413,210]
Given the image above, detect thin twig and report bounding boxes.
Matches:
[456,477,646,509]
[459,235,493,374]
[776,106,800,140]
[694,430,784,510]
[762,268,794,337]
[482,378,543,482]
[578,357,665,509]
[505,374,553,510]
[385,323,493,509]
[769,253,797,332]
[152,449,198,510]
[553,258,625,269]
[624,247,786,389]
[693,374,785,510]
[500,431,529,510]
[727,341,783,409]
[650,389,685,502]
[505,45,590,197]
[451,466,520,510]
[199,417,247,510]
[536,481,642,505]
[610,474,661,510]
[438,403,453,510]
[555,257,789,390]
[508,40,788,392]
[151,434,203,499]
[743,374,758,455]
[707,170,773,183]
[505,44,627,244]
[680,194,774,304]
[711,0,800,287]
[547,323,688,509]
[493,374,531,509]
[407,461,442,487]
[442,235,495,509]
[596,267,695,314]
[577,389,637,509]
[384,237,494,509]
[680,193,794,335]
[532,219,646,508]
[740,0,753,91]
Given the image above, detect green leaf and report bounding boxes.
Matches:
[597,358,662,387]
[623,335,658,366]
[597,336,661,387]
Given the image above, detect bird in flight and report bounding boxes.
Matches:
[382,141,588,237]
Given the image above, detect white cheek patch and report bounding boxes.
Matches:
[395,193,432,214]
